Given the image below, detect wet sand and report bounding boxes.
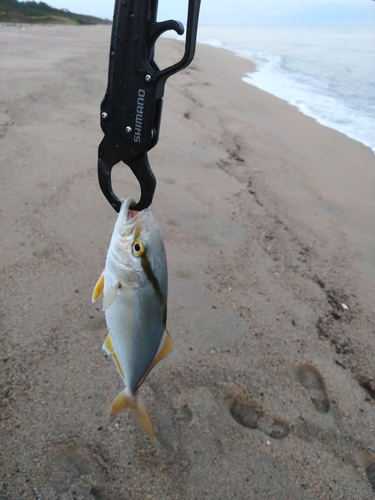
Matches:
[1,24,375,499]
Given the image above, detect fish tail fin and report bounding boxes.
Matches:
[110,390,154,437]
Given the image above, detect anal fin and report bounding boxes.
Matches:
[102,333,125,381]
[102,333,114,355]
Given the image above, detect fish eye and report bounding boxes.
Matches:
[132,239,145,257]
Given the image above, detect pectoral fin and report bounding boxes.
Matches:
[92,272,104,303]
[110,390,154,437]
[102,283,121,311]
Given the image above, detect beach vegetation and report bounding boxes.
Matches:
[0,0,111,25]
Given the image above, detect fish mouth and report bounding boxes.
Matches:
[117,198,147,234]
[128,208,138,220]
[127,203,147,223]
[119,197,138,220]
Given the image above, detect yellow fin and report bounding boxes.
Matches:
[110,390,154,436]
[151,330,176,370]
[137,330,176,390]
[110,390,127,414]
[92,272,104,303]
[103,283,120,311]
[102,334,125,380]
[112,352,125,380]
[102,333,113,355]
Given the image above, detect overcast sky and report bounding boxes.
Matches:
[36,0,374,25]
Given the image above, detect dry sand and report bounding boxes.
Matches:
[1,24,375,500]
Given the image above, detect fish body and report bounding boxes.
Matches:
[92,198,173,435]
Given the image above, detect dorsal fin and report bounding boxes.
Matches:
[151,330,175,368]
[137,330,175,389]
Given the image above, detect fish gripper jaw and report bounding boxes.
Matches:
[98,0,201,211]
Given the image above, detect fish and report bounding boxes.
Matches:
[92,198,174,436]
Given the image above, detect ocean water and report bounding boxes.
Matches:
[195,25,375,154]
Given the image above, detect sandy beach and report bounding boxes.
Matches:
[1,24,375,499]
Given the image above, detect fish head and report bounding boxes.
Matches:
[109,198,167,287]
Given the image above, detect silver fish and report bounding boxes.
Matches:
[92,198,174,436]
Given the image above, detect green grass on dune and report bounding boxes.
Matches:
[0,0,110,25]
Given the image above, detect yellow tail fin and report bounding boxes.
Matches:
[110,390,154,437]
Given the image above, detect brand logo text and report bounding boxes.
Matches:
[134,89,146,143]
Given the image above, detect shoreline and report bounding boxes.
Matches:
[188,40,375,299]
[196,26,375,155]
[1,25,375,499]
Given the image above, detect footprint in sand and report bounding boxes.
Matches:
[230,399,290,440]
[295,363,330,414]
[46,442,107,496]
[166,219,180,227]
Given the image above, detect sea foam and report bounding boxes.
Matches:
[197,25,375,154]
